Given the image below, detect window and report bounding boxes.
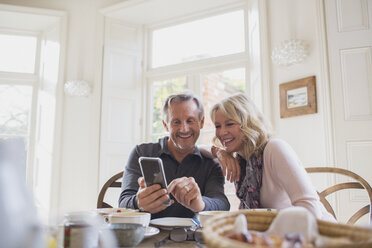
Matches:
[151,76,189,141]
[150,69,245,143]
[199,68,245,144]
[0,85,33,179]
[151,10,244,68]
[0,34,37,73]
[148,9,247,144]
[0,33,38,181]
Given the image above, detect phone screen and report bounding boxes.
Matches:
[139,157,168,188]
[138,157,171,206]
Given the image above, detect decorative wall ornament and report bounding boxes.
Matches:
[271,39,309,66]
[64,80,91,97]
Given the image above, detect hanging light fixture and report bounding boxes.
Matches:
[64,80,91,97]
[271,0,309,67]
[271,39,309,66]
[64,39,92,97]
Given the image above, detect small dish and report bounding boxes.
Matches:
[144,226,160,238]
[150,217,193,230]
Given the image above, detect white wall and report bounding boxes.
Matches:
[0,0,333,217]
[267,0,333,166]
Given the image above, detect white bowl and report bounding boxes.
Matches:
[198,211,228,227]
[108,223,146,247]
[105,212,151,227]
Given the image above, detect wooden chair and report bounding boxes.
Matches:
[97,171,123,208]
[305,167,372,225]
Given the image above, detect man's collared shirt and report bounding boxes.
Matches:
[119,137,230,219]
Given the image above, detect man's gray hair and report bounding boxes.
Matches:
[162,92,204,122]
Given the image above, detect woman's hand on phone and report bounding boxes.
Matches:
[167,177,205,212]
[136,177,173,213]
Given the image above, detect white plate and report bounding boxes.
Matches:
[150,217,193,230]
[144,226,160,238]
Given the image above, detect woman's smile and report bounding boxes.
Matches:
[214,109,244,153]
[221,137,234,147]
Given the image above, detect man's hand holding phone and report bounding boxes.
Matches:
[136,177,173,214]
[138,157,173,213]
[167,177,205,212]
[137,157,205,213]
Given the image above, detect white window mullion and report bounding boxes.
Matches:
[26,79,39,190]
[187,74,200,97]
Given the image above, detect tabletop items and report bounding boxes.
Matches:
[108,223,146,247]
[198,211,228,227]
[202,208,372,248]
[56,208,198,248]
[150,217,194,230]
[144,226,160,238]
[225,208,315,247]
[54,209,166,248]
[53,208,149,248]
[61,211,117,248]
[55,207,372,247]
[105,211,151,227]
[53,207,372,248]
[153,227,204,248]
[97,208,199,247]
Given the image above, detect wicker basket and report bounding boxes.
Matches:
[202,210,372,248]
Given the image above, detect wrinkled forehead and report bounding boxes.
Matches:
[167,99,200,121]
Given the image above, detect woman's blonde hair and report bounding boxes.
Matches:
[210,93,272,160]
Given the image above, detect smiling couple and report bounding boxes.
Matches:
[119,92,335,222]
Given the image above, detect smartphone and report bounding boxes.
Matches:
[138,157,171,206]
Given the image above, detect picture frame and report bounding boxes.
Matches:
[279,76,317,118]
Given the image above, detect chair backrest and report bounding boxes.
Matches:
[305,167,372,225]
[97,171,123,208]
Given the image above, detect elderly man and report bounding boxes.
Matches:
[119,92,230,218]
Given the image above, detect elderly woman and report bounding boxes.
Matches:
[209,93,335,222]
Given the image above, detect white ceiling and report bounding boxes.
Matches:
[101,0,245,25]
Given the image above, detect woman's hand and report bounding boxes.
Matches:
[213,146,241,183]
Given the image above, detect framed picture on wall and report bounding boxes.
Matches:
[279,76,317,118]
